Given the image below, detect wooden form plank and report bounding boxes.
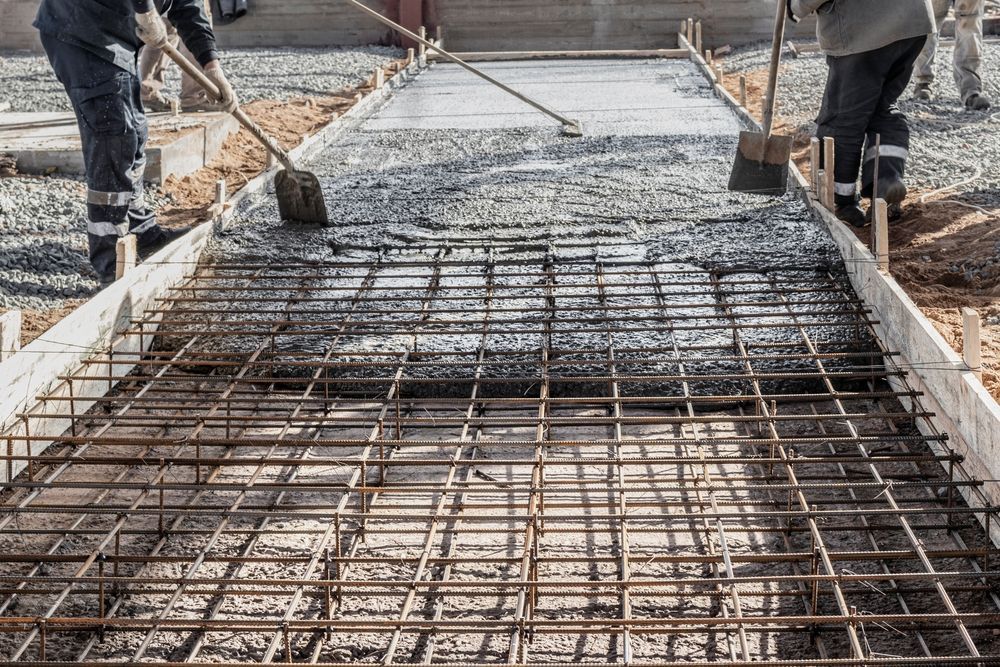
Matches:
[0,57,426,482]
[676,28,1000,536]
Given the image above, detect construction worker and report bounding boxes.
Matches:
[33,0,236,285]
[913,0,992,110]
[140,2,224,113]
[789,0,935,227]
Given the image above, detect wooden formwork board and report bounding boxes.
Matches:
[0,60,426,482]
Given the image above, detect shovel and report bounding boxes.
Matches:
[159,41,330,225]
[728,0,794,195]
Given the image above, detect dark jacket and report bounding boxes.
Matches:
[789,0,935,56]
[34,0,218,75]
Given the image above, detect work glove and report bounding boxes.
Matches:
[204,60,239,112]
[135,9,169,48]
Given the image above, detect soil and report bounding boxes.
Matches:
[720,64,1000,402]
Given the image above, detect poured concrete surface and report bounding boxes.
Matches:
[0,111,238,184]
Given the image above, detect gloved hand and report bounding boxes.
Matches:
[135,10,169,48]
[204,60,238,112]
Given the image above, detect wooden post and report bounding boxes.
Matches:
[822,137,835,209]
[739,75,747,108]
[115,235,137,280]
[963,307,983,381]
[435,25,442,45]
[214,179,226,208]
[809,138,821,192]
[375,67,385,89]
[695,21,703,55]
[873,198,889,271]
[687,18,694,45]
[418,26,427,57]
[0,310,21,362]
[406,48,415,66]
[715,64,723,83]
[705,49,713,66]
[170,98,180,116]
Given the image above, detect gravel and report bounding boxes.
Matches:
[723,38,1000,192]
[0,45,403,113]
[0,46,403,315]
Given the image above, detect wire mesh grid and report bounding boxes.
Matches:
[1,244,998,665]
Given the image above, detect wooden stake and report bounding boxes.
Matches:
[738,75,747,108]
[375,67,385,89]
[715,64,724,83]
[435,25,443,45]
[418,26,427,57]
[214,179,226,208]
[406,47,415,66]
[170,98,180,116]
[809,138,821,192]
[705,49,713,66]
[115,235,137,280]
[873,198,889,271]
[822,137,835,210]
[687,18,694,45]
[962,307,983,381]
[695,21,703,55]
[0,310,21,362]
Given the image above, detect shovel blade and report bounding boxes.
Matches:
[728,130,794,196]
[275,169,330,226]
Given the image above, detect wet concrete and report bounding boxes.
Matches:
[160,58,855,387]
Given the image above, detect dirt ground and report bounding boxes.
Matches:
[720,64,1000,401]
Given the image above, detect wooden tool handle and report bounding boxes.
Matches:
[762,0,787,138]
[159,40,296,172]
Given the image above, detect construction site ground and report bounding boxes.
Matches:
[1,57,999,665]
[720,38,1000,401]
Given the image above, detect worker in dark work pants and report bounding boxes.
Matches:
[33,0,237,285]
[788,0,936,227]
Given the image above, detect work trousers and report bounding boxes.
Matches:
[139,3,214,107]
[914,0,985,102]
[40,33,165,280]
[816,36,927,205]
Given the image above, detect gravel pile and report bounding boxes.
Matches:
[724,39,1000,191]
[0,45,403,112]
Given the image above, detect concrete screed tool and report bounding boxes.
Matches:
[728,0,793,195]
[158,41,330,226]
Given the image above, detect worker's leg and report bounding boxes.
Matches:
[40,34,171,283]
[913,0,952,92]
[953,0,988,106]
[816,44,905,216]
[139,20,180,110]
[179,1,219,110]
[862,36,928,202]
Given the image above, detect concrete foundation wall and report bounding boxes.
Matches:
[1,0,815,53]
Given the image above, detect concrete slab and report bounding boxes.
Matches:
[367,59,738,136]
[0,111,238,184]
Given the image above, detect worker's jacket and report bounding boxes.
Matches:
[788,0,936,56]
[34,0,217,75]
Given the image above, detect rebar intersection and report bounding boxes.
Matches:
[1,245,999,664]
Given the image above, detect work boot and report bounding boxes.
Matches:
[834,194,866,228]
[913,83,933,102]
[137,225,194,258]
[181,95,228,113]
[143,91,178,113]
[876,178,907,207]
[966,92,993,111]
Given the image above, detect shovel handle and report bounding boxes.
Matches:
[158,40,297,173]
[762,0,787,138]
